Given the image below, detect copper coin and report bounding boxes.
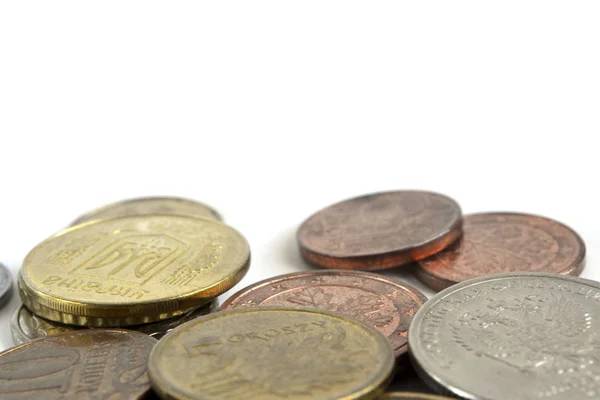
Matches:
[0,329,156,400]
[416,212,586,291]
[220,270,427,360]
[297,191,462,270]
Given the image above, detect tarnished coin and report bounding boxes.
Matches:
[0,262,12,309]
[416,212,585,290]
[11,299,219,345]
[71,196,222,226]
[0,329,156,400]
[409,273,600,400]
[149,307,395,400]
[380,394,454,400]
[298,191,462,270]
[19,215,250,326]
[220,270,427,360]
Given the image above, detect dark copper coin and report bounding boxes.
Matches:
[416,212,586,291]
[0,329,156,400]
[220,270,428,360]
[297,191,462,270]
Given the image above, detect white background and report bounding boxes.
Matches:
[0,1,599,351]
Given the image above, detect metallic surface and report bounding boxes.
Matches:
[148,307,395,400]
[380,393,454,399]
[0,263,12,309]
[19,215,250,326]
[220,270,427,360]
[416,212,585,291]
[71,196,222,226]
[409,272,600,400]
[297,191,462,270]
[0,329,156,400]
[11,299,219,345]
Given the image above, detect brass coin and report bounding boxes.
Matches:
[11,299,219,345]
[379,393,454,400]
[71,196,222,226]
[0,329,156,400]
[19,215,250,326]
[298,191,462,270]
[148,307,395,400]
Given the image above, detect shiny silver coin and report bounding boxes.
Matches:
[409,272,600,400]
[0,263,12,309]
[11,299,219,345]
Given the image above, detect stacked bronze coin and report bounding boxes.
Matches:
[10,196,250,344]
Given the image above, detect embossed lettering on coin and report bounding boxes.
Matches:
[0,329,156,400]
[297,191,462,270]
[148,307,395,400]
[416,213,585,290]
[409,273,600,400]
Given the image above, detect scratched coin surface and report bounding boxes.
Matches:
[0,263,12,309]
[297,191,462,270]
[416,212,585,290]
[18,215,250,326]
[380,393,454,400]
[11,299,219,345]
[148,307,395,400]
[409,272,600,400]
[71,196,222,226]
[0,329,156,400]
[220,270,427,360]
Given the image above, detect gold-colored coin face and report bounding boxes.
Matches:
[19,215,249,326]
[71,196,222,226]
[148,307,395,400]
[379,393,454,400]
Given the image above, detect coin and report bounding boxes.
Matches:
[415,212,585,290]
[18,215,250,326]
[297,191,462,270]
[220,270,427,360]
[409,272,600,400]
[71,196,222,226]
[148,307,395,400]
[11,299,219,345]
[0,329,156,400]
[0,262,13,309]
[380,393,454,399]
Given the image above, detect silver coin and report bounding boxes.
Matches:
[409,272,600,400]
[11,299,219,345]
[0,263,12,309]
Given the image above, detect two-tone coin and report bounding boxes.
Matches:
[416,212,585,290]
[297,191,462,270]
[11,299,219,345]
[18,215,250,326]
[0,263,12,309]
[149,307,395,400]
[409,272,600,400]
[0,329,156,400]
[71,196,222,226]
[220,270,427,361]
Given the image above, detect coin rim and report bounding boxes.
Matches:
[415,212,587,291]
[148,306,396,400]
[18,214,250,326]
[380,392,455,400]
[0,263,13,309]
[408,272,600,399]
[297,190,463,270]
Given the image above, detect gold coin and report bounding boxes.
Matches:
[71,196,222,226]
[379,393,454,400]
[18,215,250,327]
[148,307,395,400]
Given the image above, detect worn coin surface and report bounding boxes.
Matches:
[0,263,12,309]
[220,270,427,360]
[71,196,222,226]
[297,191,462,270]
[0,329,156,400]
[416,212,585,290]
[19,215,249,326]
[409,272,600,400]
[380,393,454,400]
[149,307,395,400]
[11,299,219,345]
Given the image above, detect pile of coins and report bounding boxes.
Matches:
[0,191,595,400]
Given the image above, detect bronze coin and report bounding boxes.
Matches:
[415,212,586,291]
[297,191,462,270]
[0,329,156,400]
[220,270,427,360]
